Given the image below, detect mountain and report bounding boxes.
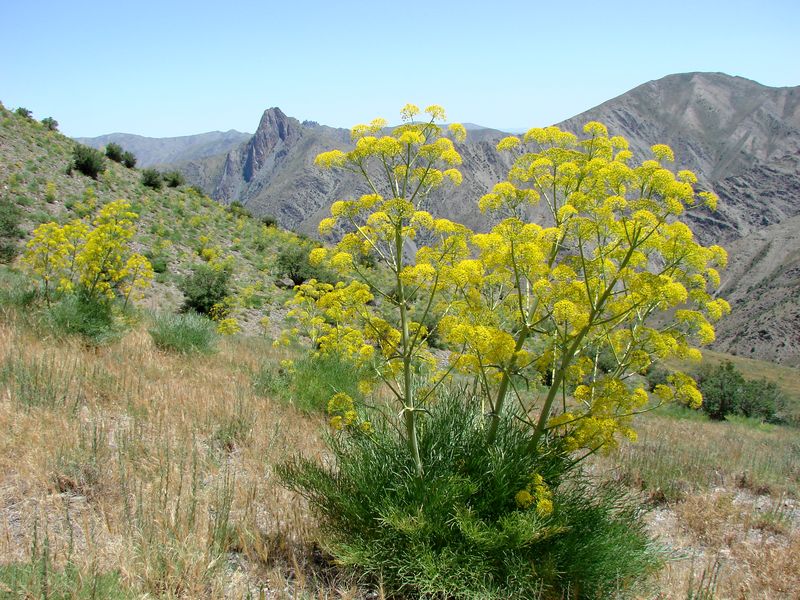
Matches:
[175,108,516,236]
[557,72,800,243]
[75,130,251,168]
[165,73,800,363]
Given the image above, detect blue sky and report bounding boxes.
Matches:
[2,0,798,137]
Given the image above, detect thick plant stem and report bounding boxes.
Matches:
[396,226,423,477]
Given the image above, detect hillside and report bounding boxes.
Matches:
[76,130,251,168]
[0,104,302,335]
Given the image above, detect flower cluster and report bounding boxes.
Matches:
[514,473,554,517]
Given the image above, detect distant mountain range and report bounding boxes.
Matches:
[75,130,251,168]
[74,72,800,364]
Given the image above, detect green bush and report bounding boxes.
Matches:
[148,311,218,354]
[71,144,105,179]
[146,254,168,274]
[41,116,58,131]
[45,294,120,345]
[105,142,124,162]
[227,200,252,218]
[698,361,782,422]
[280,391,664,599]
[275,239,332,285]
[121,151,137,168]
[0,196,23,263]
[15,107,32,119]
[261,214,278,228]
[141,168,162,190]
[179,263,231,315]
[163,170,185,188]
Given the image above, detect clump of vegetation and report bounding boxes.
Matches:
[41,116,58,131]
[141,168,162,190]
[275,237,332,285]
[21,199,153,342]
[226,200,252,218]
[71,144,105,179]
[121,150,137,168]
[163,170,185,188]
[0,195,23,263]
[280,106,728,597]
[179,262,232,316]
[254,353,364,412]
[15,107,32,119]
[698,360,783,422]
[105,142,124,163]
[149,311,218,354]
[261,214,278,228]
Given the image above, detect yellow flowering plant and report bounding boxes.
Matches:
[23,199,153,307]
[290,110,727,476]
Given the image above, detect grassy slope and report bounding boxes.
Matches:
[0,103,798,598]
[0,103,302,333]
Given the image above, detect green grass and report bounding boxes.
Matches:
[148,311,218,354]
[0,561,133,599]
[253,352,364,412]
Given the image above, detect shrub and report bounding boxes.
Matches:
[146,254,168,274]
[141,168,162,190]
[105,142,124,162]
[15,107,32,119]
[280,391,664,599]
[179,263,231,315]
[72,144,105,179]
[148,311,218,354]
[261,214,277,227]
[698,361,782,422]
[227,200,252,218]
[121,151,137,168]
[0,196,22,263]
[41,117,58,131]
[275,238,332,285]
[163,170,185,188]
[45,293,120,345]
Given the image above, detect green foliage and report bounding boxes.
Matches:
[698,360,782,422]
[15,107,32,119]
[163,170,185,188]
[253,353,364,412]
[148,311,218,354]
[0,195,23,263]
[141,168,162,190]
[146,253,168,274]
[71,144,105,179]
[105,142,124,162]
[121,150,137,168]
[41,116,58,131]
[280,391,664,599]
[0,561,132,599]
[178,263,231,315]
[227,200,252,218]
[275,238,332,285]
[44,293,121,345]
[261,214,277,228]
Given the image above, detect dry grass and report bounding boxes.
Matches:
[0,309,798,598]
[0,316,364,598]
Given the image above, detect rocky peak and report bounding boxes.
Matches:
[243,107,302,181]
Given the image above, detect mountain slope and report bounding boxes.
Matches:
[557,72,800,242]
[75,130,251,168]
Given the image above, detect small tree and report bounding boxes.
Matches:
[72,145,105,179]
[179,262,232,315]
[121,151,137,169]
[105,142,124,163]
[41,117,59,131]
[15,107,32,120]
[141,168,162,190]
